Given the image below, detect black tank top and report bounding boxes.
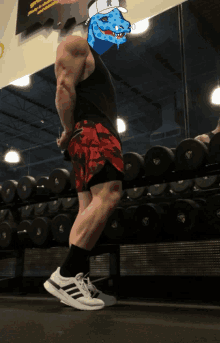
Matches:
[74,46,122,148]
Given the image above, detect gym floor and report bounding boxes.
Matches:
[1,295,220,342]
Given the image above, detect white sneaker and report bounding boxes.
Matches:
[43,267,105,311]
[61,272,117,307]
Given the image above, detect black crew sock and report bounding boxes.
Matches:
[60,244,90,278]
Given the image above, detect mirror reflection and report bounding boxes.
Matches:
[0,0,219,183]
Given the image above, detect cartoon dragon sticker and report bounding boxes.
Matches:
[85,0,134,54]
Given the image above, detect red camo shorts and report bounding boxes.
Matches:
[67,120,125,193]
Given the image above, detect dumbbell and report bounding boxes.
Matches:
[170,179,195,194]
[49,168,72,194]
[17,176,51,202]
[122,153,151,200]
[177,133,220,168]
[20,218,69,249]
[195,175,220,190]
[126,186,148,200]
[123,152,145,182]
[1,180,20,204]
[102,207,126,243]
[175,138,209,171]
[26,217,54,249]
[48,199,63,214]
[165,199,205,240]
[0,209,9,223]
[51,213,76,245]
[21,201,49,219]
[36,197,78,215]
[125,202,171,243]
[0,220,33,250]
[17,176,37,201]
[21,204,35,219]
[144,146,175,177]
[62,197,78,210]
[0,221,18,250]
[34,202,49,216]
[148,183,170,197]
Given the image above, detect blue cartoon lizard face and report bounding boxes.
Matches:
[87,8,131,54]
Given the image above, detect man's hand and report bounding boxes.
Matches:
[56,130,73,150]
[194,134,210,144]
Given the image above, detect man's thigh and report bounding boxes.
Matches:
[87,160,124,190]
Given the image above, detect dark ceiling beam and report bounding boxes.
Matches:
[0,109,59,155]
[0,108,58,136]
[4,86,57,116]
[0,81,62,151]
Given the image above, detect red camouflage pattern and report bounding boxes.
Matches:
[68,120,124,193]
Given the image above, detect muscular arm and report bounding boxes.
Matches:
[55,36,89,132]
[55,83,76,133]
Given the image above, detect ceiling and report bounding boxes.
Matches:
[0,0,220,182]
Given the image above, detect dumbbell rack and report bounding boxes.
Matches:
[123,160,220,190]
[1,161,220,297]
[120,161,220,247]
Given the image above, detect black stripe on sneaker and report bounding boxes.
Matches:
[48,280,84,299]
[68,290,100,301]
[62,283,77,291]
[48,279,61,290]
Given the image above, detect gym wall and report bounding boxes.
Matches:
[0,0,187,90]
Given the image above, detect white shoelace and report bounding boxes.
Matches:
[81,273,96,294]
[82,273,108,295]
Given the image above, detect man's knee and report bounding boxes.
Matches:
[109,184,123,200]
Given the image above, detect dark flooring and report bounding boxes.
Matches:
[1,295,220,342]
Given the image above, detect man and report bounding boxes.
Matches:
[44,0,131,311]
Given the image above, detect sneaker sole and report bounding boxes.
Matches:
[43,280,105,311]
